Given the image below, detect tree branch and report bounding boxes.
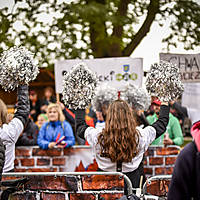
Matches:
[122,0,160,56]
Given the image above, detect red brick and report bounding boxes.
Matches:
[14,159,19,166]
[41,193,65,200]
[32,148,62,156]
[11,192,37,200]
[59,167,66,172]
[2,176,22,181]
[27,168,57,172]
[165,157,177,165]
[166,167,174,174]
[149,157,163,165]
[145,148,154,156]
[14,168,27,172]
[15,148,31,157]
[27,176,78,191]
[156,147,180,156]
[144,167,153,175]
[143,158,147,165]
[37,158,50,166]
[63,147,74,155]
[82,175,124,190]
[155,167,174,175]
[146,179,171,197]
[20,158,34,166]
[70,193,96,200]
[100,193,124,200]
[53,158,66,166]
[155,167,169,175]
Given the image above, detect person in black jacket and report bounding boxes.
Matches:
[16,118,39,146]
[168,120,200,200]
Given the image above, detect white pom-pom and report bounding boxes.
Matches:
[120,83,151,111]
[145,61,184,102]
[91,83,118,112]
[0,46,39,91]
[62,62,98,110]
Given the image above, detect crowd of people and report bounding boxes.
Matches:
[0,81,197,200]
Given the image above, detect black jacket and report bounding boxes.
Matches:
[168,141,200,200]
[16,118,39,146]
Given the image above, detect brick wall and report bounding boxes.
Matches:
[1,145,180,199]
[143,145,180,177]
[2,173,124,200]
[14,145,181,176]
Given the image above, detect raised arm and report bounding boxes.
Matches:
[75,109,89,140]
[151,103,170,139]
[14,85,30,127]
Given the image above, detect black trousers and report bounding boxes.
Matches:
[98,160,146,195]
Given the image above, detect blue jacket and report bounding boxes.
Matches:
[37,120,75,149]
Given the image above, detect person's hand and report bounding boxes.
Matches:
[136,110,143,116]
[161,102,169,106]
[57,102,65,110]
[96,111,104,121]
[163,133,173,146]
[57,141,66,148]
[48,142,56,149]
[30,110,36,115]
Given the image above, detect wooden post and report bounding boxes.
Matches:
[56,93,60,103]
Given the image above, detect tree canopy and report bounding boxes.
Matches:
[0,0,200,69]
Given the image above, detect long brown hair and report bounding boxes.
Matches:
[97,99,140,163]
[0,99,8,127]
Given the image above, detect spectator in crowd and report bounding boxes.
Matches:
[167,120,200,200]
[37,103,75,149]
[40,87,56,113]
[36,113,48,129]
[147,99,183,146]
[57,102,75,129]
[75,99,169,194]
[170,100,192,136]
[0,85,29,172]
[133,109,149,129]
[29,90,41,122]
[144,95,158,117]
[16,118,39,146]
[95,111,105,129]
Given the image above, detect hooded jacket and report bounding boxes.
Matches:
[37,120,75,149]
[168,121,200,200]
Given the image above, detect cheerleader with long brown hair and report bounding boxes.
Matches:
[75,99,169,193]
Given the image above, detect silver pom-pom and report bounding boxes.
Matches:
[0,46,39,91]
[145,61,184,102]
[62,62,98,110]
[120,83,151,111]
[91,83,118,112]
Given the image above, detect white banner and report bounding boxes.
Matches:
[160,53,200,83]
[54,57,143,93]
[160,53,200,124]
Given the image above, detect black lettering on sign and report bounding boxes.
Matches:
[110,71,115,81]
[195,72,200,79]
[191,57,199,71]
[104,75,109,81]
[181,71,200,81]
[62,70,67,76]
